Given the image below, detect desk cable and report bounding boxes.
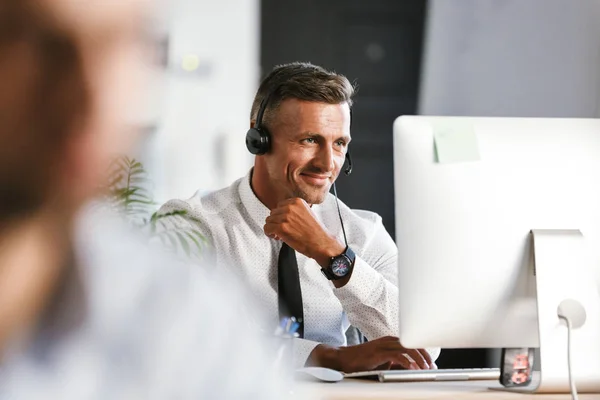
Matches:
[557,315,579,400]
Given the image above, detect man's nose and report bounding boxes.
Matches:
[314,146,335,172]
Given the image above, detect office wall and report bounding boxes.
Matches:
[144,0,259,204]
[419,0,600,118]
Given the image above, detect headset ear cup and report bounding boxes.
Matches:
[245,127,270,155]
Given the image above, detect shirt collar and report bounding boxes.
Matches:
[237,168,272,230]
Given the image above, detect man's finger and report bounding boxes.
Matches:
[265,214,287,224]
[386,353,416,370]
[270,202,310,217]
[269,206,291,216]
[276,198,305,208]
[383,346,429,370]
[375,343,430,370]
[377,342,433,366]
[375,361,393,371]
[368,347,415,371]
[404,348,429,370]
[395,340,433,366]
[398,347,433,369]
[265,222,291,241]
[418,349,433,367]
[265,231,281,241]
[264,222,279,237]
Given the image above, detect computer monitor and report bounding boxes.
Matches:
[393,116,600,354]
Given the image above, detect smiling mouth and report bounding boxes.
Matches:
[300,172,331,186]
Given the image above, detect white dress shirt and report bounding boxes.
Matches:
[159,169,441,368]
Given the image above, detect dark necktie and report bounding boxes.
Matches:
[278,242,304,338]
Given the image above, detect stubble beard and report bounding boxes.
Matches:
[290,181,330,205]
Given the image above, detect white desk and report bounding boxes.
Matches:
[297,379,600,399]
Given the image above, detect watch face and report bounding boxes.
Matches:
[331,256,350,277]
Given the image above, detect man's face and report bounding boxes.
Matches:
[264,99,351,205]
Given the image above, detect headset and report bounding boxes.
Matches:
[245,71,353,176]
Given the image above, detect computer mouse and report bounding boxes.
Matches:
[295,367,344,382]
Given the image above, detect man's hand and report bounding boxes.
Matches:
[264,198,345,268]
[307,336,435,373]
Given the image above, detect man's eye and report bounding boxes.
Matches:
[303,138,317,144]
[336,140,346,147]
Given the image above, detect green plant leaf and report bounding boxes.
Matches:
[189,229,206,244]
[107,174,124,188]
[184,231,202,251]
[164,231,178,250]
[175,232,191,257]
[103,155,206,260]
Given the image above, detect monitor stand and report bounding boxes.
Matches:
[491,229,600,394]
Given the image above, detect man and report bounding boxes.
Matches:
[0,1,288,398]
[159,62,441,372]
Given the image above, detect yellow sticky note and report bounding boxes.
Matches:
[432,119,480,163]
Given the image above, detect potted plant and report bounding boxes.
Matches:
[103,156,205,258]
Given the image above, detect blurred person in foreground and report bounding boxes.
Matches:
[0,1,291,399]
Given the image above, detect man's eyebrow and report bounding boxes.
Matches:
[293,131,323,141]
[298,131,323,137]
[298,132,352,142]
[332,134,352,143]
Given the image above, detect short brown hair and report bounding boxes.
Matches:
[250,62,355,128]
[0,1,89,221]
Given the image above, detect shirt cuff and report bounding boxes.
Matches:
[293,338,321,369]
[427,347,442,362]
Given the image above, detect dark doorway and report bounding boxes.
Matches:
[261,0,492,369]
[261,0,426,238]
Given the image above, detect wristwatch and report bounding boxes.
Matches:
[321,247,356,280]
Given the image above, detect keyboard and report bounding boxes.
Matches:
[344,368,500,383]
